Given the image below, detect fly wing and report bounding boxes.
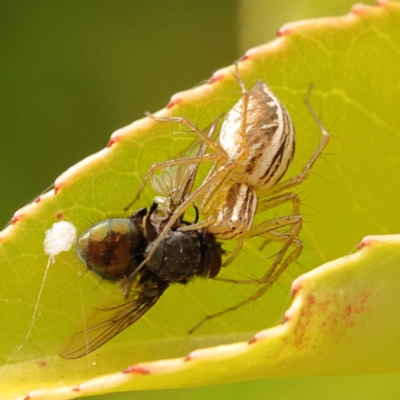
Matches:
[174,116,221,203]
[59,274,169,359]
[151,115,221,206]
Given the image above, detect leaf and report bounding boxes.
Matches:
[1,1,400,399]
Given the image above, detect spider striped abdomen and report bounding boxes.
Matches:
[219,80,295,190]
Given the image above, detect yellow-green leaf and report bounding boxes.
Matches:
[1,2,400,399]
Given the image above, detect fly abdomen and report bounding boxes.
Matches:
[76,219,144,281]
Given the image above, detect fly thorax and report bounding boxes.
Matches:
[145,231,203,282]
[207,183,257,240]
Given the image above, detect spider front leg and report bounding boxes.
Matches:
[190,218,302,334]
[120,158,239,298]
[124,114,225,212]
[142,158,240,261]
[124,153,224,212]
[146,113,225,154]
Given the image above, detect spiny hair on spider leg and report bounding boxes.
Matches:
[287,193,320,214]
[306,170,334,186]
[319,151,336,158]
[294,259,306,270]
[260,248,289,263]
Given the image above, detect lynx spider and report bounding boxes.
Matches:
[123,66,330,332]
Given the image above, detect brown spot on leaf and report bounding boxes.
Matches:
[277,26,292,36]
[376,0,387,6]
[107,137,117,148]
[351,4,365,15]
[291,280,303,296]
[167,96,182,109]
[357,237,374,250]
[123,365,150,374]
[248,337,257,344]
[208,74,224,84]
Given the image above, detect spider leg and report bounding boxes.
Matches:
[253,190,301,252]
[256,91,330,198]
[146,113,225,154]
[214,215,302,285]
[233,69,250,164]
[243,215,301,239]
[201,69,251,212]
[222,238,244,267]
[257,191,300,214]
[120,158,239,297]
[124,153,224,212]
[189,219,301,333]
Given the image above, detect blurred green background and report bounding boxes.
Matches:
[4,0,400,399]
